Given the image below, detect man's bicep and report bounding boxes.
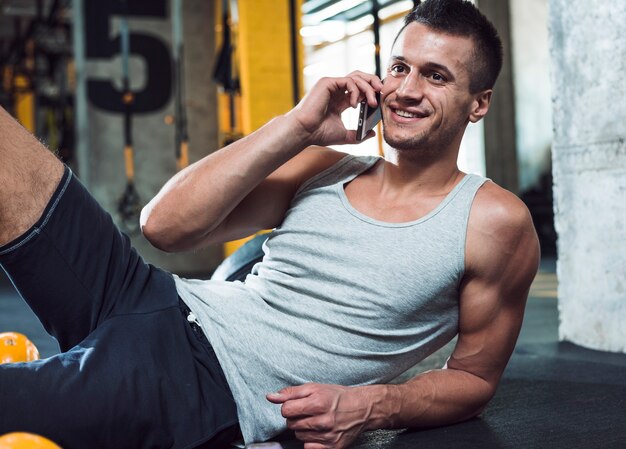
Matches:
[202,146,346,244]
[447,187,540,387]
[204,177,299,243]
[446,278,528,389]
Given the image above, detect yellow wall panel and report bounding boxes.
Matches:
[221,0,303,258]
[14,75,35,133]
[238,0,295,133]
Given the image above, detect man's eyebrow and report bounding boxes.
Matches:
[424,62,455,81]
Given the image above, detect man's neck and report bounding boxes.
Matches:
[343,149,465,224]
[377,147,464,198]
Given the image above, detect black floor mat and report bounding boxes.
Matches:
[277,351,626,449]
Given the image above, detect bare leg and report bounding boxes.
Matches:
[0,106,64,245]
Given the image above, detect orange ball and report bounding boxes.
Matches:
[0,332,40,364]
[0,433,62,449]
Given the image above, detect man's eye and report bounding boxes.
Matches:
[390,64,407,75]
[430,73,445,82]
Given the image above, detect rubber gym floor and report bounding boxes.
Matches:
[1,257,625,449]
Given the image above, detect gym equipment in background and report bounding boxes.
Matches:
[116,0,141,234]
[211,233,266,282]
[172,0,189,171]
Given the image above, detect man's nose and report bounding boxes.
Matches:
[395,72,424,101]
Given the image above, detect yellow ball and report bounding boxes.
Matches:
[0,332,40,364]
[0,433,62,449]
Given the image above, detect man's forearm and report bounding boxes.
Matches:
[141,113,308,251]
[270,368,497,449]
[363,368,495,430]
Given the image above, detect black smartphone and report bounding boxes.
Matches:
[356,92,382,141]
[246,443,283,449]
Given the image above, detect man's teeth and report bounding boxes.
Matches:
[395,109,420,118]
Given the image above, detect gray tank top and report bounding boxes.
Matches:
[175,154,487,444]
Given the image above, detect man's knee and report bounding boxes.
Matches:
[0,162,64,246]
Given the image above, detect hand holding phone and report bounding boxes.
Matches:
[356,92,382,141]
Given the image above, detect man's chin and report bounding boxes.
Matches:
[382,132,429,152]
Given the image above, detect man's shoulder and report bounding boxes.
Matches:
[470,180,533,233]
[465,180,539,279]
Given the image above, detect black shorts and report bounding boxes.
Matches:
[0,167,240,449]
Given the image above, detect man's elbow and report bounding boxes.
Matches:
[470,378,498,419]
[472,396,492,418]
[455,386,495,425]
[446,363,499,421]
[140,204,211,253]
[140,205,178,253]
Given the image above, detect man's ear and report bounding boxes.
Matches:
[469,89,492,123]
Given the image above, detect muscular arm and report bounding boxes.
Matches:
[270,183,540,448]
[141,73,382,252]
[367,183,540,428]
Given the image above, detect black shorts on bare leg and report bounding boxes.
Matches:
[0,166,173,350]
[0,167,240,449]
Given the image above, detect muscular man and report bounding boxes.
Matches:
[0,1,539,448]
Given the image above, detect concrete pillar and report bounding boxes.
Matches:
[549,0,626,352]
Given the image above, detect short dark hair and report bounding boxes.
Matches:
[396,0,503,93]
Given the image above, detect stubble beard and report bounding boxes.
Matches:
[383,126,431,153]
[382,118,443,158]
[381,115,465,159]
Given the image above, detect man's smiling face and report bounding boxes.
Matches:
[381,22,486,156]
